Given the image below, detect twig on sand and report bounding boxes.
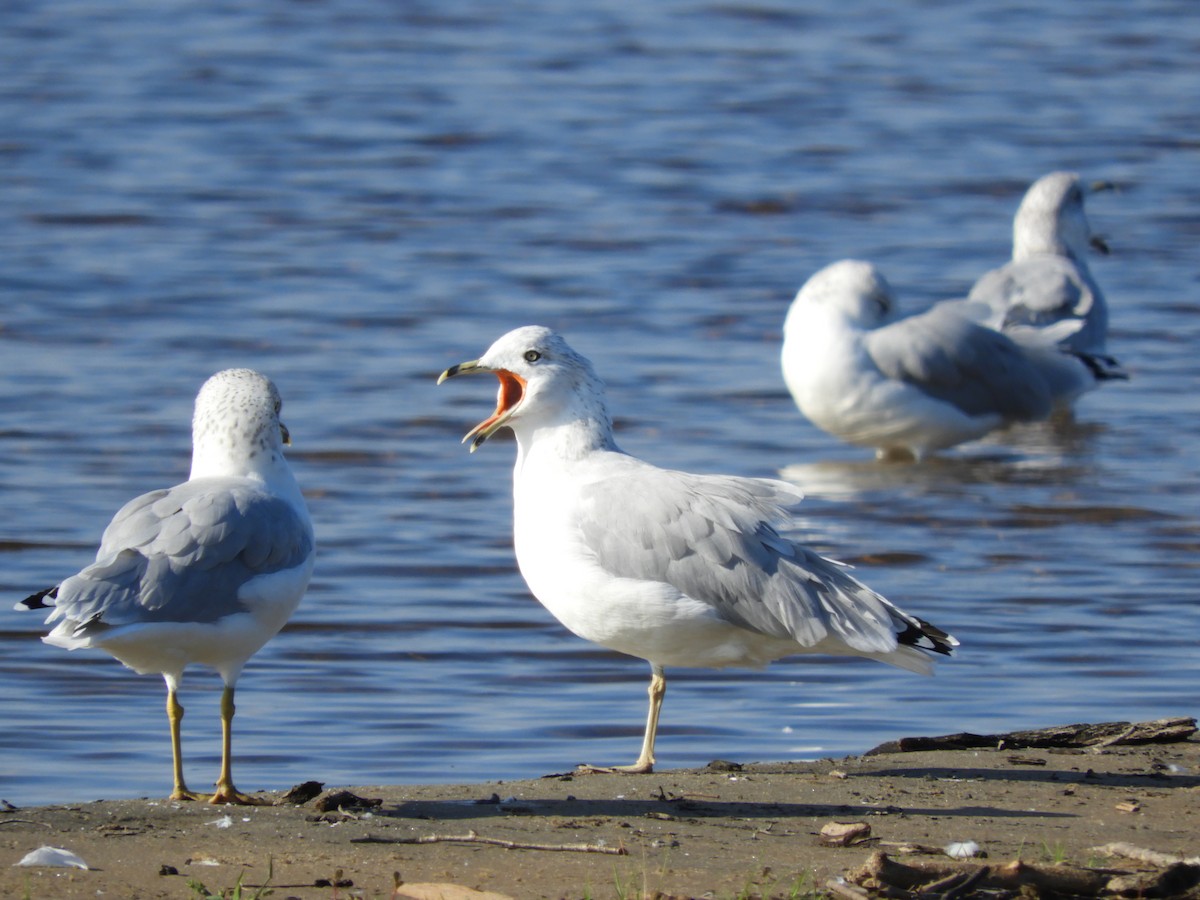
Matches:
[1092,842,1200,867]
[1084,723,1139,753]
[351,829,627,855]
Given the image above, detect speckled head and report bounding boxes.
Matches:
[190,368,290,480]
[438,325,615,455]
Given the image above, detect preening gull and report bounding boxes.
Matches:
[439,326,956,773]
[782,259,1067,460]
[943,171,1116,357]
[18,369,314,804]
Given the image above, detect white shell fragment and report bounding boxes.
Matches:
[15,846,90,869]
[945,840,982,859]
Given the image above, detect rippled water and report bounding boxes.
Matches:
[1,0,1198,807]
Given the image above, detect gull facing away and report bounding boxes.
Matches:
[439,326,956,773]
[782,259,1070,460]
[17,369,314,804]
[943,171,1117,357]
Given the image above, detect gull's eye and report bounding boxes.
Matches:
[524,349,542,363]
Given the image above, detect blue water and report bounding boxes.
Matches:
[1,0,1198,808]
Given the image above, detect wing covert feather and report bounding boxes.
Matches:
[53,479,312,630]
[866,307,1052,420]
[576,467,913,654]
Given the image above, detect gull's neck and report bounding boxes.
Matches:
[190,428,296,490]
[192,442,309,520]
[514,414,619,471]
[510,370,620,477]
[1013,200,1089,266]
[1014,224,1075,262]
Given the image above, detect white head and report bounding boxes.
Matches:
[190,368,292,481]
[438,325,615,456]
[1012,171,1110,262]
[785,259,896,332]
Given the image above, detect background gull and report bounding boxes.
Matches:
[17,369,315,805]
[941,171,1117,357]
[439,325,956,773]
[782,259,1062,460]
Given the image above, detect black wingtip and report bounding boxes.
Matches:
[900,616,958,657]
[17,586,58,611]
[1074,351,1129,382]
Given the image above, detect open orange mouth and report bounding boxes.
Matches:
[463,369,526,450]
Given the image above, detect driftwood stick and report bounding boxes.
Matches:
[351,829,627,855]
[866,716,1196,755]
[939,866,990,900]
[916,866,987,896]
[1091,841,1200,867]
[990,859,1110,896]
[850,850,965,891]
[849,851,1112,897]
[1107,863,1200,897]
[823,879,871,900]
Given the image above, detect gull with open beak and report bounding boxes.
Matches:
[440,325,956,773]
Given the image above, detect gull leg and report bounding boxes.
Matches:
[578,664,666,774]
[629,664,666,772]
[166,687,202,801]
[209,685,265,805]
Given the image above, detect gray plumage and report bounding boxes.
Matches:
[960,254,1106,353]
[864,305,1053,421]
[942,171,1113,355]
[577,461,944,659]
[47,479,313,638]
[16,367,314,803]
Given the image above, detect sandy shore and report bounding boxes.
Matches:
[4,724,1198,899]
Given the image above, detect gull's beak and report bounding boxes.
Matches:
[438,359,527,452]
[279,422,292,446]
[437,359,483,384]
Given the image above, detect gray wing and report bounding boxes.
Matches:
[50,478,313,631]
[865,306,1052,421]
[576,465,927,656]
[965,257,1106,353]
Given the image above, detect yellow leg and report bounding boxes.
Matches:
[166,688,202,801]
[578,664,665,774]
[208,685,265,805]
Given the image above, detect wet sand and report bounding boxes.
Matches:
[4,727,1198,899]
